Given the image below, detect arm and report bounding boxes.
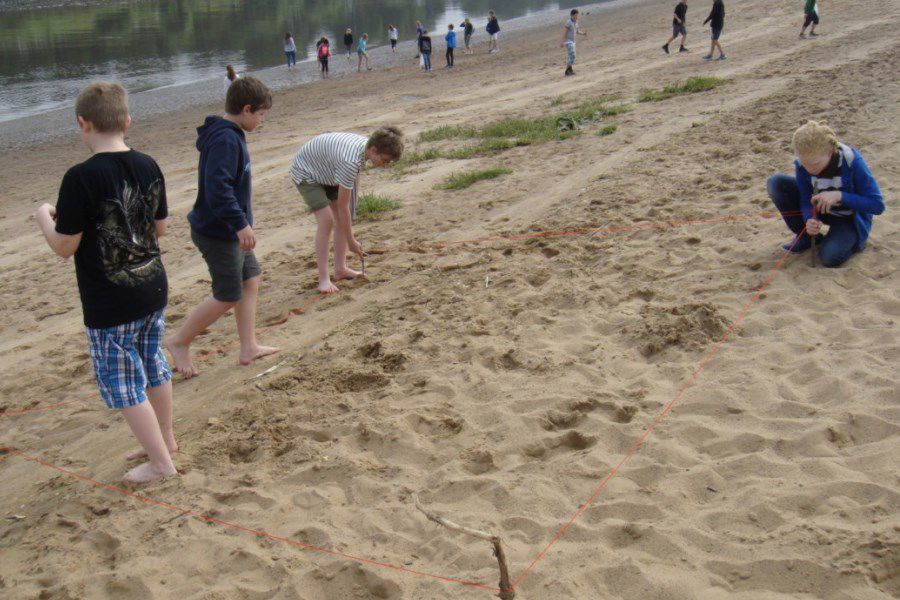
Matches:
[36,204,81,259]
[840,155,885,215]
[333,185,361,256]
[202,138,249,233]
[561,25,570,45]
[704,10,712,25]
[794,161,815,222]
[155,219,168,237]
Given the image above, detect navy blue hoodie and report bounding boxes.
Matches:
[188,116,252,240]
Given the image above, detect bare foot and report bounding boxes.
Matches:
[123,462,177,484]
[126,441,178,461]
[318,279,339,294]
[165,338,197,378]
[333,268,361,281]
[239,345,281,366]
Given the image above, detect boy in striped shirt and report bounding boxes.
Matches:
[290,127,404,293]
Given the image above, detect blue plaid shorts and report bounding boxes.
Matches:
[565,42,577,66]
[86,309,172,409]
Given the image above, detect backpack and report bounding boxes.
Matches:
[317,43,330,58]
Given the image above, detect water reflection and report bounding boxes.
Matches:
[0,0,580,121]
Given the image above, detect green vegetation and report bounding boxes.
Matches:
[438,168,512,191]
[417,125,478,142]
[638,76,728,102]
[597,125,618,136]
[355,193,401,221]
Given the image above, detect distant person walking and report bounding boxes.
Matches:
[344,28,354,59]
[702,0,725,60]
[317,37,332,78]
[486,11,501,53]
[445,24,457,68]
[284,33,297,68]
[388,25,399,52]
[357,34,372,72]
[419,30,433,71]
[459,17,475,54]
[800,0,820,38]
[662,0,689,54]
[560,8,587,77]
[224,65,239,94]
[415,20,425,58]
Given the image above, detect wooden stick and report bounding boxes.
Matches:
[413,494,515,600]
[810,182,818,267]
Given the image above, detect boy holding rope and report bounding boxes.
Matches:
[766,121,884,267]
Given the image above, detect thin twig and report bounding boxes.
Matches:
[413,494,515,599]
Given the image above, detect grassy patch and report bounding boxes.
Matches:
[438,168,512,190]
[356,193,401,221]
[638,76,728,102]
[417,125,479,142]
[597,124,618,136]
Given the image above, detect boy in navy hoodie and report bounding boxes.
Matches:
[766,120,884,267]
[166,76,280,377]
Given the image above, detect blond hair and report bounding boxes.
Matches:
[76,81,129,133]
[367,125,404,160]
[792,120,838,158]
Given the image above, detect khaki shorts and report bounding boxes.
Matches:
[295,180,339,211]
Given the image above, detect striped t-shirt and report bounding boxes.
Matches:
[290,132,368,190]
[810,148,851,217]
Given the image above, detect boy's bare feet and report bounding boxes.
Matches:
[123,462,177,484]
[333,268,361,281]
[318,279,339,294]
[126,440,178,461]
[165,339,197,378]
[239,345,281,366]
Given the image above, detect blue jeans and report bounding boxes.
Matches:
[766,173,859,267]
[285,51,296,67]
[422,51,431,71]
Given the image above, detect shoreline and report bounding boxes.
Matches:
[0,0,637,150]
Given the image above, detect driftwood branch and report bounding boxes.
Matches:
[413,494,515,600]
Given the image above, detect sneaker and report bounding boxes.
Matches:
[662,44,670,54]
[717,54,726,60]
[809,31,819,36]
[780,234,818,253]
[679,46,689,52]
[703,54,713,60]
[565,70,575,76]
[799,33,806,38]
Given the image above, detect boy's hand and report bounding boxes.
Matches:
[812,190,842,214]
[348,238,365,259]
[37,203,57,221]
[236,225,256,250]
[806,218,823,236]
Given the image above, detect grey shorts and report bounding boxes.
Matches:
[191,229,261,302]
[673,24,687,37]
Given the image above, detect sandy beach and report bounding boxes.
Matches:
[1,0,898,598]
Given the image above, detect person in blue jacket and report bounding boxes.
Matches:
[445,23,457,67]
[167,77,281,377]
[486,10,501,53]
[766,120,884,267]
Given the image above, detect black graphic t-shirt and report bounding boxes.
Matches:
[55,150,168,328]
[673,2,688,25]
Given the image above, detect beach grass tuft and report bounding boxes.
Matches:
[417,125,479,142]
[597,124,618,136]
[356,193,401,221]
[638,76,728,102]
[438,168,512,190]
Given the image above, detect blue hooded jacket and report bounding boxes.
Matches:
[795,143,884,250]
[188,116,252,240]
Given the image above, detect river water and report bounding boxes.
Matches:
[0,0,581,123]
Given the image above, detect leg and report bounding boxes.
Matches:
[766,173,814,253]
[121,401,178,483]
[166,296,235,377]
[234,275,281,365]
[127,380,177,459]
[314,206,339,293]
[129,312,177,459]
[332,211,360,282]
[817,218,858,268]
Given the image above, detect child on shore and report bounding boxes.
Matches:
[289,128,405,294]
[388,25,398,52]
[224,65,238,94]
[459,17,475,54]
[283,33,297,69]
[419,30,433,71]
[415,20,425,58]
[702,0,725,60]
[317,36,332,78]
[344,28,354,59]
[663,0,689,54]
[486,11,501,53]
[560,8,587,76]
[357,34,372,72]
[166,77,280,378]
[36,82,178,484]
[800,0,819,38]
[445,24,457,68]
[766,120,884,267]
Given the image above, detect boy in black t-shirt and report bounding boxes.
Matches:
[663,0,690,54]
[36,82,178,484]
[166,77,280,378]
